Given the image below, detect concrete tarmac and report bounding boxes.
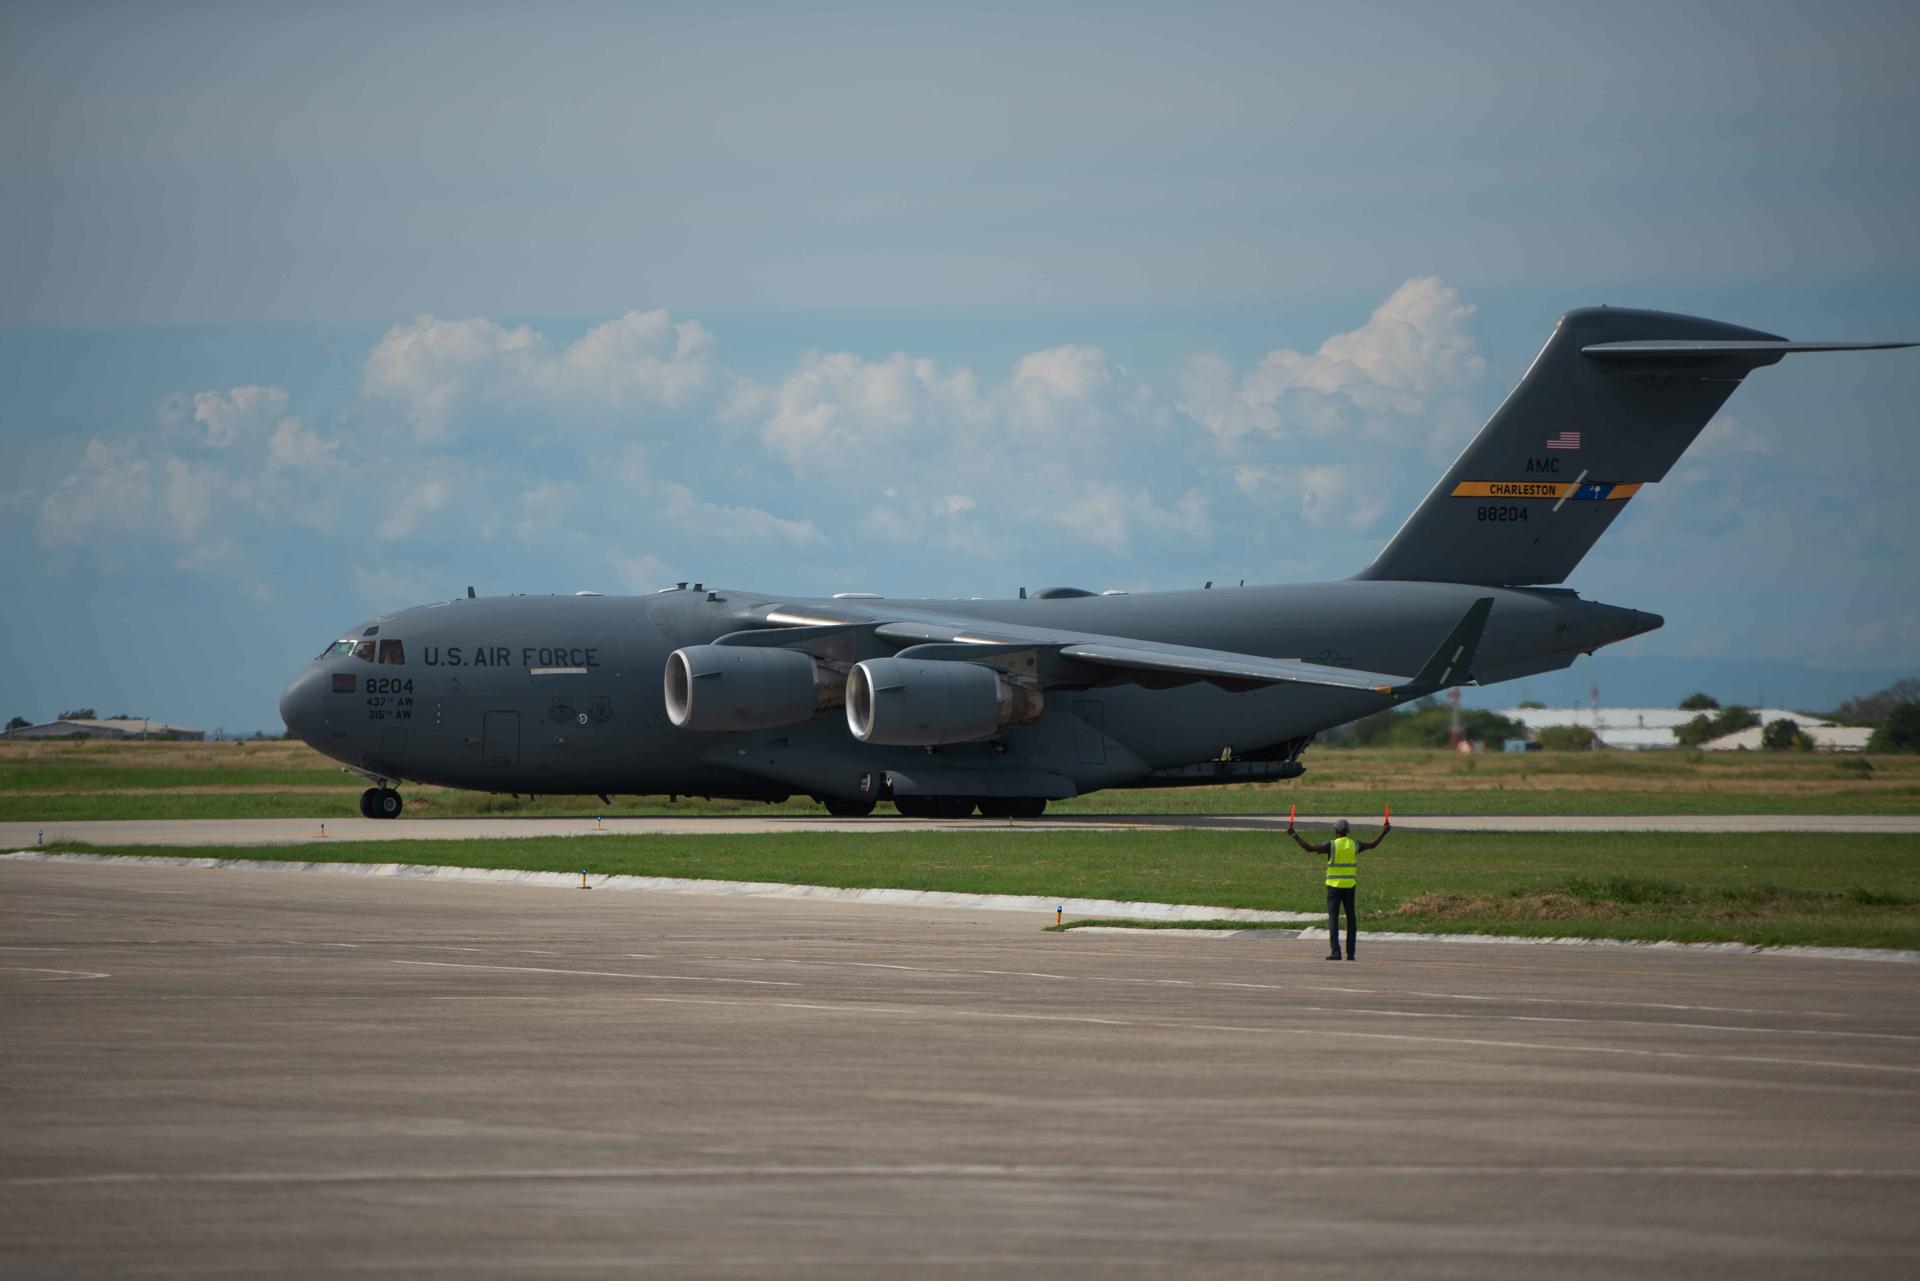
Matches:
[8,810,1919,849]
[4,860,1917,1278]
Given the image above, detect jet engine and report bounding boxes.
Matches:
[845,657,1044,746]
[664,645,845,732]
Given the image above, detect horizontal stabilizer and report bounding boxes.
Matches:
[1583,339,1915,361]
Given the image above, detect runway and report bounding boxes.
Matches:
[4,860,1917,1278]
[9,810,1919,848]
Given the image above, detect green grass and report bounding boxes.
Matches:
[37,828,1920,950]
[1052,786,1920,816]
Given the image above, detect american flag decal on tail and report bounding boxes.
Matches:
[1545,430,1581,450]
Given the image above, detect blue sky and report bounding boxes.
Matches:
[3,0,1916,733]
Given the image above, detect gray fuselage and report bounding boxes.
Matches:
[277,581,1654,803]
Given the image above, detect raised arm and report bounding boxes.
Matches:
[1286,823,1330,856]
[1358,821,1391,852]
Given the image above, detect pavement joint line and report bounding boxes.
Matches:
[9,1163,1920,1188]
[673,956,1872,1027]
[390,960,802,986]
[343,982,1920,1077]
[1,966,110,980]
[1070,923,1920,964]
[20,940,1877,1035]
[1269,1002,1920,1044]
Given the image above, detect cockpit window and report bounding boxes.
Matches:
[317,639,355,659]
[352,641,376,663]
[377,639,406,666]
[363,626,380,637]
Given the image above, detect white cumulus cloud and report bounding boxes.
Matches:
[1178,276,1485,451]
[1234,463,1384,532]
[1049,483,1211,554]
[758,350,986,475]
[742,340,1201,557]
[186,385,292,447]
[38,439,159,549]
[363,309,713,438]
[375,478,451,542]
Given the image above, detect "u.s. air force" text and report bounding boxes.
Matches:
[421,645,600,668]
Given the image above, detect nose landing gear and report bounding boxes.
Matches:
[358,787,404,819]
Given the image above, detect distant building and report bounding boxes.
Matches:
[1499,707,1839,751]
[4,717,204,741]
[1701,723,1871,752]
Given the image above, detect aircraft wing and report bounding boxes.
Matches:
[1055,596,1490,695]
[731,597,1494,697]
[1056,641,1405,694]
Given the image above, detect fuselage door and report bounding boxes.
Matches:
[481,711,520,767]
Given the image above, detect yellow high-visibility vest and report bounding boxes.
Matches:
[1326,835,1358,889]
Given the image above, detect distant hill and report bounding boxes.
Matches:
[1460,656,1914,717]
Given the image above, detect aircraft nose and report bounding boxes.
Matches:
[279,667,325,744]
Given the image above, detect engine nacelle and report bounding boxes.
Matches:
[664,645,844,732]
[845,657,1044,746]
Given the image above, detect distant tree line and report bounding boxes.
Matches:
[1675,680,1920,752]
[1674,705,1761,748]
[1534,724,1596,751]
[1869,704,1920,753]
[1826,678,1920,728]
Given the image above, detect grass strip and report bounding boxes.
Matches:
[33,828,1920,951]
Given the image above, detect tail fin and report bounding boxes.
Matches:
[1356,307,1913,586]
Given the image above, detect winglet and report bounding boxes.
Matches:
[1406,597,1494,691]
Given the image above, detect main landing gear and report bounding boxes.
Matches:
[813,794,1048,820]
[358,787,403,819]
[975,797,1047,820]
[822,797,878,818]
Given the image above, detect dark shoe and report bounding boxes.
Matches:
[1346,955,1357,961]
[1326,952,1343,960]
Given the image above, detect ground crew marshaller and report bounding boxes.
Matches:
[1287,814,1389,960]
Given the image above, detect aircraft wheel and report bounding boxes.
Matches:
[939,796,976,819]
[1008,797,1047,820]
[893,795,936,818]
[975,797,1014,819]
[823,797,877,818]
[358,788,379,818]
[373,788,403,819]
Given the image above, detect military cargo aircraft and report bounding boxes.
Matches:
[279,307,1911,818]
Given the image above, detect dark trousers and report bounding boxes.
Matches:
[1326,886,1357,957]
